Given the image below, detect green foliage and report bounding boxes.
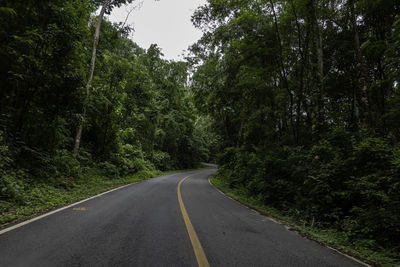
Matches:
[0,131,12,171]
[152,151,172,171]
[215,131,400,255]
[190,0,400,261]
[0,0,208,227]
[96,161,119,178]
[46,150,82,187]
[113,144,155,175]
[211,175,400,266]
[0,171,26,205]
[0,165,170,226]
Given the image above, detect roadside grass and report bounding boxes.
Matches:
[210,176,400,267]
[0,165,210,228]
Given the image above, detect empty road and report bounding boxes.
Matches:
[0,168,364,266]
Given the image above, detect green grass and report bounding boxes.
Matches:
[210,176,400,267]
[0,165,210,228]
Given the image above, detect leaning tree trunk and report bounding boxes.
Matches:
[73,0,111,156]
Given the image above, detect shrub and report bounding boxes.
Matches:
[216,130,400,250]
[97,161,119,178]
[0,171,27,204]
[152,151,172,171]
[113,144,155,175]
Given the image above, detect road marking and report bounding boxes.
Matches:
[178,175,210,267]
[72,207,87,211]
[0,182,138,235]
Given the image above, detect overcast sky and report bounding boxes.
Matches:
[107,0,208,61]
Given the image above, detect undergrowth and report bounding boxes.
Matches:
[211,175,400,267]
[0,163,208,227]
[0,168,162,227]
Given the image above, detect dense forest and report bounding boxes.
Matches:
[0,0,211,223]
[1,0,400,264]
[189,0,400,262]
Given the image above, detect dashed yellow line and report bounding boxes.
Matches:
[177,175,210,267]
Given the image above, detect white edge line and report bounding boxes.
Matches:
[0,182,138,235]
[326,246,371,267]
[1,171,197,235]
[207,177,255,212]
[207,177,371,267]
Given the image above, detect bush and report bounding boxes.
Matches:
[0,130,13,172]
[152,151,171,171]
[0,171,27,204]
[97,161,119,178]
[113,144,155,175]
[216,129,400,250]
[38,149,82,189]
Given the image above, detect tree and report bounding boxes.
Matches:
[189,0,400,254]
[73,0,111,156]
[73,0,135,156]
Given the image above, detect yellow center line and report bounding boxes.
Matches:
[177,175,210,267]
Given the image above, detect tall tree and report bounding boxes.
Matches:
[73,0,135,156]
[73,0,111,156]
[189,0,400,255]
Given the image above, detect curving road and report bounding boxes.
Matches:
[0,168,364,266]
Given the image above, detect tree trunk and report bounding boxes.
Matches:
[73,0,111,156]
[310,0,324,140]
[290,0,311,144]
[349,0,370,127]
[269,0,296,142]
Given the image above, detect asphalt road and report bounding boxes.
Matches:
[0,168,364,267]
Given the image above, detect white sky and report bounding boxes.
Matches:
[108,0,208,61]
